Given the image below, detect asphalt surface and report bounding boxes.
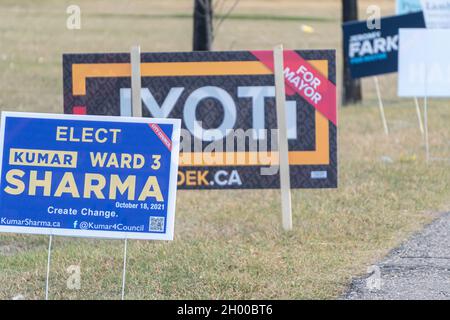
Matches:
[344,212,450,300]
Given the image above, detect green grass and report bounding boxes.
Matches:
[0,0,450,299]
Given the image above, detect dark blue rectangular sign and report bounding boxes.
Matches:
[0,112,181,240]
[343,12,425,78]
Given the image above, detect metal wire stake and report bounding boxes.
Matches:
[121,238,128,300]
[45,235,53,300]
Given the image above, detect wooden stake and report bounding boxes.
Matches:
[131,45,142,117]
[273,44,293,231]
[374,76,389,135]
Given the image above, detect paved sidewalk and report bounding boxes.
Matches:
[344,212,450,300]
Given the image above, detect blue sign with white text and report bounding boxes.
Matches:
[0,112,181,240]
[343,12,425,78]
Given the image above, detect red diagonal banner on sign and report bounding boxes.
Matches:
[148,123,172,151]
[251,50,337,125]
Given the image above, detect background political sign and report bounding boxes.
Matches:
[396,0,423,14]
[342,12,425,79]
[421,0,450,28]
[398,29,450,97]
[63,50,337,190]
[0,112,181,240]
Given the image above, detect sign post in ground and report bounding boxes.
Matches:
[273,44,292,231]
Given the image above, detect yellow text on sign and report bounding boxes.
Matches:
[4,170,164,202]
[56,126,121,144]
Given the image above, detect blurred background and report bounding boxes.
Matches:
[0,0,402,112]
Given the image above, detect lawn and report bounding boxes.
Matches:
[0,0,449,299]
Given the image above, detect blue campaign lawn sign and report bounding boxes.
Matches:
[342,12,425,79]
[0,112,181,240]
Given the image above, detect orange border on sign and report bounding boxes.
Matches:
[71,60,330,166]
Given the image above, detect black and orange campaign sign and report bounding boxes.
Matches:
[63,50,337,189]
